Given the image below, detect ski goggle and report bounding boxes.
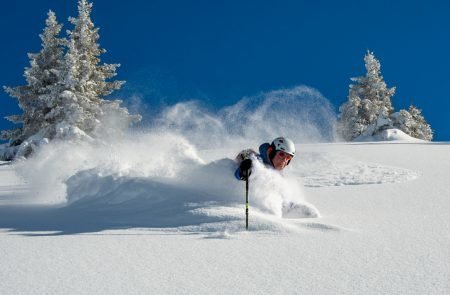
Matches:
[277,151,293,161]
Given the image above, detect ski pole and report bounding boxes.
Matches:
[246,177,249,230]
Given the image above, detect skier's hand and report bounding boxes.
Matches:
[239,159,253,180]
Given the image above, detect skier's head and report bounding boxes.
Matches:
[268,137,296,170]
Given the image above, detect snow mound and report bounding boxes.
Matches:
[354,128,425,142]
[293,151,419,187]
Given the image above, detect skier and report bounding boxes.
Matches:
[235,136,296,181]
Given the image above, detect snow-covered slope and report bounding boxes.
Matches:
[0,141,449,294]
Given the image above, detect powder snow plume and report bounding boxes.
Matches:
[12,85,330,232]
[155,85,337,150]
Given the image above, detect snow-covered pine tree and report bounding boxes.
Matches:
[410,105,432,141]
[338,51,396,141]
[391,105,433,141]
[408,105,433,141]
[391,108,412,135]
[2,10,65,146]
[337,91,363,141]
[2,0,141,159]
[55,0,140,139]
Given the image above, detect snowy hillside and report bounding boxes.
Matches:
[0,139,448,294]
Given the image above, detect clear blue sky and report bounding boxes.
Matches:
[1,0,449,141]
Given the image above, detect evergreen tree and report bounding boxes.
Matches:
[2,0,141,159]
[391,105,433,141]
[2,10,65,145]
[407,105,433,141]
[338,51,396,141]
[392,108,413,135]
[57,0,140,137]
[337,91,363,141]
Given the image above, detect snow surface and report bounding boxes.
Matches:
[0,138,449,294]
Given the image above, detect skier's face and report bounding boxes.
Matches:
[272,150,292,170]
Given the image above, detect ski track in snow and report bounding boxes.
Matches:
[294,152,419,187]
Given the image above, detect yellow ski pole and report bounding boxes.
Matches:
[246,177,249,230]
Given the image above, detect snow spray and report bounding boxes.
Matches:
[12,85,329,229]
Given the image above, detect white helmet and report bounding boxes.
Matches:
[271,137,296,157]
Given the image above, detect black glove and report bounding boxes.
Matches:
[239,158,253,181]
